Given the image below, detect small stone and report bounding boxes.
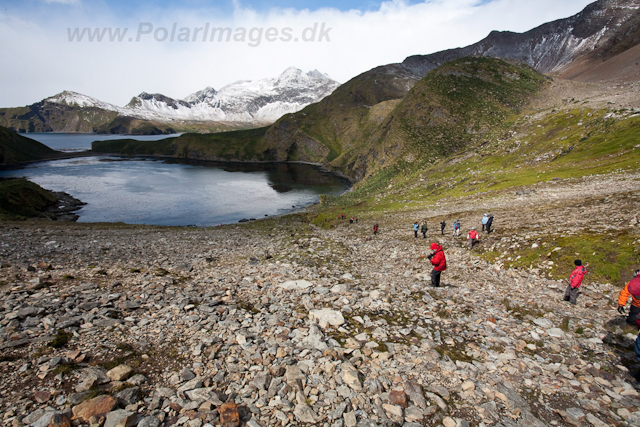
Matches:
[33,391,51,403]
[293,404,317,424]
[218,402,240,427]
[48,413,70,427]
[72,395,118,422]
[443,417,456,427]
[309,308,345,328]
[103,410,135,427]
[344,411,357,427]
[106,365,133,382]
[389,390,408,408]
[341,363,362,391]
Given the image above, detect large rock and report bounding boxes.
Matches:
[278,280,313,290]
[72,395,117,422]
[309,309,345,328]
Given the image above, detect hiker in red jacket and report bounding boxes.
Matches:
[427,243,447,287]
[563,259,586,305]
[467,227,478,250]
[618,270,640,326]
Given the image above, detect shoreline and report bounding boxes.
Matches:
[0,153,351,227]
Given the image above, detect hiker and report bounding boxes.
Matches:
[413,222,419,238]
[350,217,354,224]
[373,224,379,235]
[453,220,460,236]
[355,218,358,224]
[440,220,446,236]
[467,227,478,250]
[427,243,447,287]
[563,260,586,305]
[421,220,428,239]
[634,332,640,382]
[482,213,489,232]
[486,214,494,234]
[617,269,640,326]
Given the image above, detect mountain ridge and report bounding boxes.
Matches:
[0,68,340,134]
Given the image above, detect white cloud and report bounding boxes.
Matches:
[0,0,594,108]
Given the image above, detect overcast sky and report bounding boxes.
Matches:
[0,0,594,107]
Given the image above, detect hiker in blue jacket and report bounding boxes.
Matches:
[482,213,489,232]
[413,222,419,238]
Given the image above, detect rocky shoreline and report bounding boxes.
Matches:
[1,171,640,427]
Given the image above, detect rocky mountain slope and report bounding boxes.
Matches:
[0,68,339,134]
[0,167,639,427]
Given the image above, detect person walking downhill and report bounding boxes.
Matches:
[427,243,447,288]
[486,214,494,234]
[453,220,460,237]
[440,220,446,236]
[421,220,428,239]
[467,227,478,250]
[618,270,640,326]
[563,260,586,305]
[413,222,419,238]
[482,213,489,232]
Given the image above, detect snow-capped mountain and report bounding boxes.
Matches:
[124,67,340,124]
[1,68,339,133]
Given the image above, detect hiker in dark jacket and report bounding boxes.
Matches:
[440,220,446,235]
[427,243,447,287]
[486,214,494,234]
[421,220,428,238]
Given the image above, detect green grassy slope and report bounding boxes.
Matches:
[0,178,57,218]
[0,126,58,163]
[92,127,271,161]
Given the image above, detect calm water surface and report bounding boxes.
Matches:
[1,156,348,226]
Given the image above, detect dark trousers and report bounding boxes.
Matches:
[441,228,444,235]
[482,224,486,231]
[431,269,441,287]
[564,285,578,305]
[414,231,418,238]
[422,232,426,238]
[628,305,640,326]
[487,224,492,234]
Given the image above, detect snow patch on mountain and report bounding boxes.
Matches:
[43,68,339,125]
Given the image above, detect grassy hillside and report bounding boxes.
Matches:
[92,126,271,161]
[0,178,57,218]
[0,125,57,163]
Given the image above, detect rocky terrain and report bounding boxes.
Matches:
[1,169,639,427]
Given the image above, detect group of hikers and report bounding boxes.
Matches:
[413,213,494,250]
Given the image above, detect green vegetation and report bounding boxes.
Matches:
[481,232,639,286]
[0,178,58,219]
[92,126,270,161]
[48,330,72,349]
[0,125,57,163]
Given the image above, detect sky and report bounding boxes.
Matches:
[0,0,594,108]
